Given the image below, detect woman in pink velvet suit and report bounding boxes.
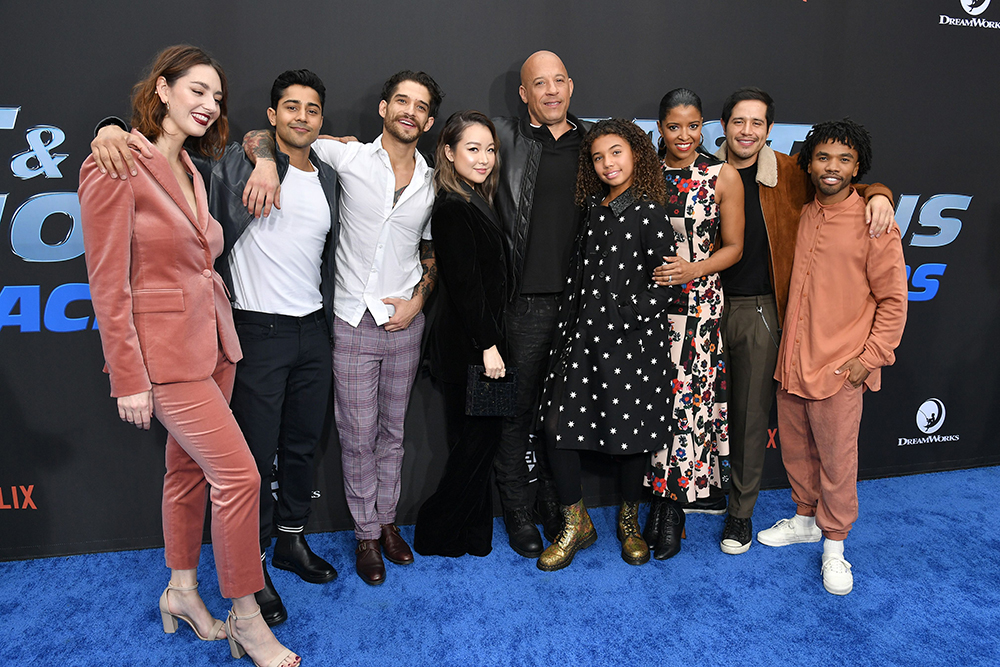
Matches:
[78,45,299,667]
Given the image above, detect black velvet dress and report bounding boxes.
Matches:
[414,184,509,557]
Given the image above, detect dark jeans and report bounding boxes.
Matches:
[414,380,502,557]
[494,294,560,512]
[229,308,332,549]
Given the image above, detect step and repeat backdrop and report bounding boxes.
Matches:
[2,0,997,560]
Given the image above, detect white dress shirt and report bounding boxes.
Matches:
[312,135,434,327]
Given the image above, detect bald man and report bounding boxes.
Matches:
[493,51,592,558]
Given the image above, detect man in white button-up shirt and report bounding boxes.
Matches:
[244,71,442,586]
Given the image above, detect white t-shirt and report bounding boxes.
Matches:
[229,164,331,316]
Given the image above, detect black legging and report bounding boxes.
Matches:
[543,377,646,506]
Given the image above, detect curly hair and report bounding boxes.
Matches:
[131,44,228,159]
[797,118,872,182]
[575,118,666,207]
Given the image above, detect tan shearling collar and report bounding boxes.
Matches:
[714,142,778,189]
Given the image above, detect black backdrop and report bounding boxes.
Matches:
[2,0,998,560]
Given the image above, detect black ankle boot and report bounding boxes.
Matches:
[505,507,543,558]
[643,498,666,548]
[535,497,563,543]
[653,499,686,561]
[255,558,288,627]
[272,532,338,584]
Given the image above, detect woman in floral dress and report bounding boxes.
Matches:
[645,89,745,560]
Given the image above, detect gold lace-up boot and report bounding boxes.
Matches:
[536,500,597,571]
[616,501,650,565]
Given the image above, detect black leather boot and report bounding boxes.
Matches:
[255,557,288,627]
[653,499,686,561]
[643,498,666,548]
[272,532,338,584]
[535,497,563,543]
[505,507,543,558]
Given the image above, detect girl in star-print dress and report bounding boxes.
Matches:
[535,119,681,572]
[645,89,745,560]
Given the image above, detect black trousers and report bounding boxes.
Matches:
[229,308,332,549]
[493,294,559,512]
[414,380,502,557]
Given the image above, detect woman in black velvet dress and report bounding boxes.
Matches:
[414,111,509,557]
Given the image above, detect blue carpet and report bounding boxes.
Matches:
[2,467,998,666]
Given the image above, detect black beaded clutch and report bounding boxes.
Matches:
[465,365,518,417]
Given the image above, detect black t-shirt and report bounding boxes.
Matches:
[520,123,583,294]
[720,164,772,296]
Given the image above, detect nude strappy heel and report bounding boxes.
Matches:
[158,581,225,641]
[226,606,301,667]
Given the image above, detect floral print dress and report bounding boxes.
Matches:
[648,152,731,501]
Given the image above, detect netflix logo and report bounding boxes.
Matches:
[0,485,36,509]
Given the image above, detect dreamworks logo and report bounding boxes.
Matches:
[897,398,960,446]
[962,0,991,15]
[917,398,946,434]
[940,0,1000,28]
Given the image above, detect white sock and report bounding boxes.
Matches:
[823,538,845,561]
[793,514,816,531]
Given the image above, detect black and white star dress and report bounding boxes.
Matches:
[540,189,680,455]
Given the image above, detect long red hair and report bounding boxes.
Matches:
[131,44,228,158]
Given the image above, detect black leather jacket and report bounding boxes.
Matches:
[493,114,591,301]
[202,143,340,332]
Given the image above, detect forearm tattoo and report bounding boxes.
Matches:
[412,241,437,301]
[243,130,276,161]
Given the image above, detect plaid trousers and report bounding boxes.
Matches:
[333,311,424,539]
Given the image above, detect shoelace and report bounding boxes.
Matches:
[822,557,851,573]
[619,506,641,537]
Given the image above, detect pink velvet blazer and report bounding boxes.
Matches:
[78,130,241,398]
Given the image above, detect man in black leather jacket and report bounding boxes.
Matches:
[492,50,592,558]
[92,70,341,627]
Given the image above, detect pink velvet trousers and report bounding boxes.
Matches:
[153,348,264,599]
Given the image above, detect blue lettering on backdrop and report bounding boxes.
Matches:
[0,285,41,332]
[9,192,84,262]
[0,284,95,332]
[10,126,69,179]
[2,105,92,332]
[895,194,969,301]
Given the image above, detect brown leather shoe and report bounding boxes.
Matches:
[379,524,414,565]
[355,539,385,586]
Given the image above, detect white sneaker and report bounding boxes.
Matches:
[822,555,853,595]
[756,517,822,547]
